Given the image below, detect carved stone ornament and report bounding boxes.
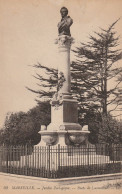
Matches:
[41,133,58,146]
[55,35,74,48]
[51,93,63,108]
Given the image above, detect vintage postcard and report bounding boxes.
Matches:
[0,0,122,194]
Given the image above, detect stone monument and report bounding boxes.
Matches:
[37,7,90,146]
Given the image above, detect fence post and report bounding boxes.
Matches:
[58,144,60,169]
[87,144,89,175]
[113,144,114,164]
[25,144,28,175]
[47,145,50,178]
[57,144,60,178]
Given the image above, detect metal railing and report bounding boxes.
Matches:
[0,144,121,178]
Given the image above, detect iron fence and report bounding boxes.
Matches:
[0,144,121,178]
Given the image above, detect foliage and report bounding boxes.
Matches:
[26,63,58,102]
[72,19,122,115]
[97,114,122,144]
[0,102,51,145]
[84,112,122,144]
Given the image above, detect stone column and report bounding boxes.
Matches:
[55,35,73,97]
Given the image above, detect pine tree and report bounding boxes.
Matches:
[26,63,58,102]
[72,19,122,116]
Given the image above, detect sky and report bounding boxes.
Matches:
[0,0,122,127]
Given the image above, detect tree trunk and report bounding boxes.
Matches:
[103,78,107,116]
[102,46,108,116]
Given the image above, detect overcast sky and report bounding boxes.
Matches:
[0,0,122,127]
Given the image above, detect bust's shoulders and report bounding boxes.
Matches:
[66,16,71,19]
[63,16,72,21]
[66,16,73,21]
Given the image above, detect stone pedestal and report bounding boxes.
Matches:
[50,98,80,128]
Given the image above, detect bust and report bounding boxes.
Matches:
[57,7,73,36]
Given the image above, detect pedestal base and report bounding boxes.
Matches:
[37,127,90,146]
[37,96,90,146]
[51,98,79,124]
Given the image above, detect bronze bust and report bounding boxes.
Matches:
[57,7,73,36]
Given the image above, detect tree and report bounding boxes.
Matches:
[72,19,122,116]
[97,114,122,144]
[26,64,58,103]
[83,111,122,144]
[0,102,51,145]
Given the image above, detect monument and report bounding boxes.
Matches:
[38,7,90,146]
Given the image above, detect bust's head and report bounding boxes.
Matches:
[60,7,68,18]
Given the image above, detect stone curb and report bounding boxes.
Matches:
[0,172,122,185]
